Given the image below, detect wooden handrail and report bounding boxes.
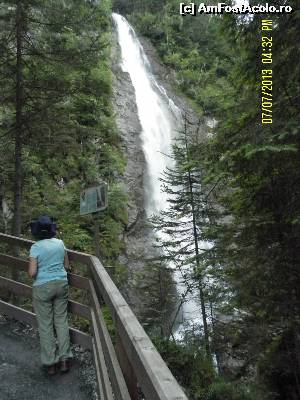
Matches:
[89,256,187,400]
[0,232,91,263]
[0,253,90,290]
[89,279,131,400]
[0,233,188,400]
[0,275,91,320]
[0,300,92,349]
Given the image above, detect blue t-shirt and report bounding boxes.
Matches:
[29,238,68,286]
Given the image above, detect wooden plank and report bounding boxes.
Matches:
[0,299,37,327]
[0,299,92,350]
[69,327,92,350]
[0,253,27,271]
[89,256,188,400]
[92,337,105,400]
[0,253,90,290]
[68,299,91,321]
[0,233,33,249]
[90,308,114,400]
[0,233,91,266]
[115,333,138,400]
[68,272,90,290]
[0,276,31,297]
[68,250,91,265]
[89,280,131,400]
[0,276,91,320]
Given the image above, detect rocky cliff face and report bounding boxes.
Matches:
[111,31,154,311]
[111,28,200,316]
[111,40,145,233]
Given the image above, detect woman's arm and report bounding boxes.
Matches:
[28,257,38,278]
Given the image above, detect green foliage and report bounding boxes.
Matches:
[134,258,176,336]
[257,327,300,400]
[112,263,128,289]
[101,305,116,342]
[202,4,300,399]
[200,380,256,400]
[153,336,256,400]
[120,0,231,115]
[0,0,127,266]
[153,336,214,396]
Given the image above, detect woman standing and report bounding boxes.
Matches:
[28,215,72,376]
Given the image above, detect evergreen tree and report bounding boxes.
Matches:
[203,3,300,397]
[151,116,213,359]
[135,258,176,337]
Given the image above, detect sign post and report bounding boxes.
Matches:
[80,183,108,259]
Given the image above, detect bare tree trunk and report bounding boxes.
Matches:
[167,286,190,341]
[11,1,25,304]
[12,0,24,240]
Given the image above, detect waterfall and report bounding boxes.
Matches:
[113,13,203,336]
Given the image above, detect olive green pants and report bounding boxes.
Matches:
[33,280,72,366]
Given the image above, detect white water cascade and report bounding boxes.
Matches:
[113,13,203,336]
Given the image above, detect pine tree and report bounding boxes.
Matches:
[203,3,300,396]
[151,115,213,359]
[135,258,176,337]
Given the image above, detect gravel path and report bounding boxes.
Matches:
[0,314,98,400]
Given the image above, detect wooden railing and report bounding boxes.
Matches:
[0,233,188,400]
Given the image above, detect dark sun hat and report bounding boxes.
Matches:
[30,215,57,239]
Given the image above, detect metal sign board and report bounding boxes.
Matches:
[80,183,108,215]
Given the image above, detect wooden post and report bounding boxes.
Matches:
[115,333,138,400]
